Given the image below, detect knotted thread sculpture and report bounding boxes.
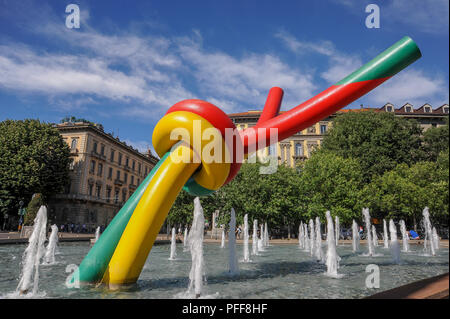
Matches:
[71,36,422,289]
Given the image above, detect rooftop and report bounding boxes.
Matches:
[228,103,449,118]
[54,121,159,164]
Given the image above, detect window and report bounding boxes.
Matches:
[144,166,148,176]
[97,163,103,177]
[110,149,115,162]
[295,143,303,156]
[93,141,98,153]
[386,105,393,112]
[424,106,431,113]
[106,188,111,202]
[131,175,134,185]
[71,138,78,150]
[122,190,127,202]
[137,178,140,185]
[116,170,121,180]
[96,185,101,198]
[138,163,142,174]
[114,190,119,204]
[88,184,93,196]
[125,157,129,167]
[307,126,316,133]
[118,153,122,165]
[90,160,96,174]
[100,145,105,155]
[108,167,113,179]
[405,106,412,112]
[124,172,128,183]
[320,124,327,134]
[132,160,135,171]
[444,107,449,114]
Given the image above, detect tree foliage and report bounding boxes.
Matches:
[320,111,423,182]
[363,161,448,229]
[297,151,365,225]
[421,119,449,162]
[166,111,448,233]
[0,119,71,215]
[24,193,45,226]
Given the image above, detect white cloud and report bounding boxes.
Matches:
[366,68,448,107]
[177,36,318,111]
[385,0,449,34]
[274,31,362,84]
[0,38,193,116]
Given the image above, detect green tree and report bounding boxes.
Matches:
[320,111,423,182]
[421,119,449,162]
[298,151,365,226]
[167,160,305,234]
[24,193,45,226]
[0,119,71,216]
[363,161,448,230]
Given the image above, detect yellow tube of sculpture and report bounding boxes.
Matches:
[102,142,200,288]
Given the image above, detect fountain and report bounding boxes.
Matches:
[422,207,435,256]
[169,227,177,260]
[335,216,340,246]
[399,220,409,252]
[352,220,360,253]
[91,226,100,244]
[383,219,389,249]
[432,227,440,251]
[220,228,225,248]
[314,217,324,262]
[252,219,258,256]
[187,197,205,298]
[298,222,303,249]
[264,222,269,247]
[16,205,48,296]
[228,208,239,275]
[325,211,341,278]
[309,219,315,257]
[183,227,189,251]
[242,214,251,262]
[362,208,374,256]
[43,224,58,265]
[303,223,310,252]
[372,225,379,247]
[389,219,401,264]
[257,224,264,252]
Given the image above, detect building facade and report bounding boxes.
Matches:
[48,121,159,231]
[229,103,449,167]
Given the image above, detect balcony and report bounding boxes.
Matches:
[91,150,106,161]
[129,183,137,190]
[114,178,124,186]
[293,155,308,162]
[123,164,131,172]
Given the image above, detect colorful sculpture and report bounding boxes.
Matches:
[73,36,421,288]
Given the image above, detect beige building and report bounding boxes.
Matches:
[48,121,159,230]
[229,103,449,167]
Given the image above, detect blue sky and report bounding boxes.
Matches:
[0,0,448,155]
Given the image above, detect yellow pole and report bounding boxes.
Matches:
[102,143,200,288]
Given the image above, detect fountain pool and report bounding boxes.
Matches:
[0,242,447,299]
